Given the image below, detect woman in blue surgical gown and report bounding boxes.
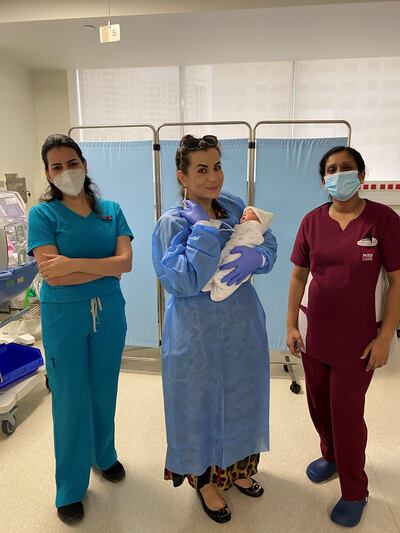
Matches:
[152,134,277,523]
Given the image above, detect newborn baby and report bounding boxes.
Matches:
[202,206,273,302]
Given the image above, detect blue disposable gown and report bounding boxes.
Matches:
[152,191,277,475]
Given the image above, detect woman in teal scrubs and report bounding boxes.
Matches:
[28,134,133,525]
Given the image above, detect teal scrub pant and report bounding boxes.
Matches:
[42,291,127,508]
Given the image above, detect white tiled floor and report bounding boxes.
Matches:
[0,346,399,533]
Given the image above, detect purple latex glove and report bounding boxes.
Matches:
[220,246,263,286]
[178,200,210,225]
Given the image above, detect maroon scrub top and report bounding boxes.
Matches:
[291,200,400,367]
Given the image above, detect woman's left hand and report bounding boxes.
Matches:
[39,254,76,280]
[178,200,210,225]
[361,335,392,372]
[220,246,263,286]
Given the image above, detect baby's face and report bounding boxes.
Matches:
[240,209,260,224]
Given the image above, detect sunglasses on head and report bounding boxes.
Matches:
[180,135,219,151]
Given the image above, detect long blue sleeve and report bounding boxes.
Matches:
[152,213,221,297]
[254,229,278,275]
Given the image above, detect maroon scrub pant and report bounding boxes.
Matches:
[302,355,374,501]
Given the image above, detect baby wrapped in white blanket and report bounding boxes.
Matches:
[202,206,273,302]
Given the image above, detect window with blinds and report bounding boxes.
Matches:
[72,57,400,180]
[77,66,180,141]
[294,57,400,180]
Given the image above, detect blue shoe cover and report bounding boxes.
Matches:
[330,496,368,527]
[306,457,337,483]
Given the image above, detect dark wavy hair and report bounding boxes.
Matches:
[319,146,366,180]
[40,134,100,212]
[175,134,222,198]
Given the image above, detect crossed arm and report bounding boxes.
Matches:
[32,236,133,286]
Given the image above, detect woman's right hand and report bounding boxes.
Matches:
[286,327,305,358]
[179,200,210,225]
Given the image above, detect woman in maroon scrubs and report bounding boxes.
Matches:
[287,146,400,528]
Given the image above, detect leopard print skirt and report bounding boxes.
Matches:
[164,454,260,491]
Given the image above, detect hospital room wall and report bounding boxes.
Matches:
[32,70,71,200]
[0,57,71,207]
[0,54,40,207]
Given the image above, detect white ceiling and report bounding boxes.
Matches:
[0,0,392,22]
[0,2,400,70]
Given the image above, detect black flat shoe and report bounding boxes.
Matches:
[197,489,232,524]
[57,502,84,524]
[102,460,126,482]
[234,478,264,497]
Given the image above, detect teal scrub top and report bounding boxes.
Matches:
[28,199,133,303]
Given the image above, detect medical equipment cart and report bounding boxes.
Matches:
[0,306,44,435]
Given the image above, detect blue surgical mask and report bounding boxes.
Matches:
[324,170,361,201]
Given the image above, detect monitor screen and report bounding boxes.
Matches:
[0,196,25,219]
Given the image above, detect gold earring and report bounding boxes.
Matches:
[183,187,187,202]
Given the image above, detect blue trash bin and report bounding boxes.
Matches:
[0,343,43,389]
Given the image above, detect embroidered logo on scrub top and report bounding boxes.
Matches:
[362,253,374,262]
[357,235,378,262]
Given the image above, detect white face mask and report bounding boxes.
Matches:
[53,169,85,197]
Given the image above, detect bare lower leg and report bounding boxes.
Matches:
[199,484,226,510]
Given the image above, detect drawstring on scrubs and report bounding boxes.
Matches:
[90,297,103,333]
